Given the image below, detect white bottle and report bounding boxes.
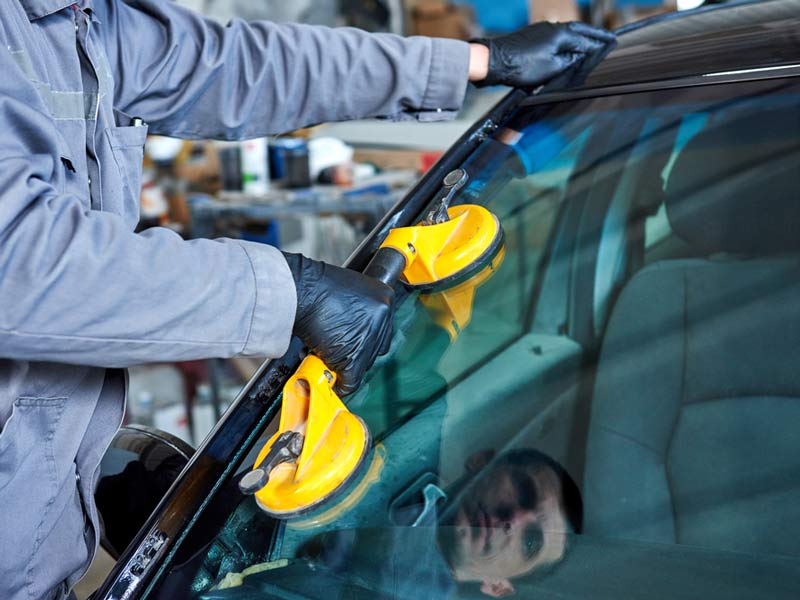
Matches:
[241,137,270,195]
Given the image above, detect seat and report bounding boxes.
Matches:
[582,106,800,558]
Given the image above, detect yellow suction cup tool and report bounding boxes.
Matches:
[362,169,504,292]
[239,355,370,518]
[241,169,505,518]
[382,204,502,289]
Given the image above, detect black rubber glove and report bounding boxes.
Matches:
[283,252,394,396]
[472,22,616,89]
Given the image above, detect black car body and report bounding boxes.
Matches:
[97,1,800,598]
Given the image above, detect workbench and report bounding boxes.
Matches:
[188,174,415,243]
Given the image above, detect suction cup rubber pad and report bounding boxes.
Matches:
[408,213,505,292]
[255,417,372,519]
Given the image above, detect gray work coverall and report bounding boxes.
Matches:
[0,1,469,598]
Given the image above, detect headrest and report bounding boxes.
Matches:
[664,107,800,255]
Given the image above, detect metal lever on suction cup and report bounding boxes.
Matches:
[363,168,474,287]
[239,431,304,495]
[425,168,469,225]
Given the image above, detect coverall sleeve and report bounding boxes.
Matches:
[95,0,471,138]
[0,45,296,368]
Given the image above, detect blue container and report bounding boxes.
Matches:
[269,138,310,186]
[456,0,529,33]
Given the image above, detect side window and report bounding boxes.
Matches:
[482,122,594,338]
[644,203,670,252]
[469,124,592,336]
[644,112,709,263]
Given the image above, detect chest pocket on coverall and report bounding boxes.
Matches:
[103,123,148,227]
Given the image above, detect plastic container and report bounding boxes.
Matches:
[269,138,311,188]
[241,137,270,194]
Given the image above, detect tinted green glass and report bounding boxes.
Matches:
[154,77,800,600]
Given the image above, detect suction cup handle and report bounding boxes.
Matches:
[426,168,468,225]
[363,246,408,287]
[239,431,304,495]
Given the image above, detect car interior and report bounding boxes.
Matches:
[584,104,800,556]
[150,77,800,599]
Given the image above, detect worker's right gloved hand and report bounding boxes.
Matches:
[472,22,616,89]
[282,252,394,396]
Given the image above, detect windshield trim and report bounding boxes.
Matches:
[523,65,800,107]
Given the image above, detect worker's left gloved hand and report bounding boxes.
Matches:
[472,22,616,89]
[282,252,394,396]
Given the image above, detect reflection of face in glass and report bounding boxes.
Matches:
[441,450,582,598]
[226,450,581,600]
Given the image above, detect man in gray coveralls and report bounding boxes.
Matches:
[0,2,613,598]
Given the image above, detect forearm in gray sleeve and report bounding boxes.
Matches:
[97,0,471,139]
[0,191,297,366]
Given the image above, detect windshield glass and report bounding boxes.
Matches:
[152,77,800,599]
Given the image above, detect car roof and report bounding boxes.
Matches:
[580,0,800,90]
